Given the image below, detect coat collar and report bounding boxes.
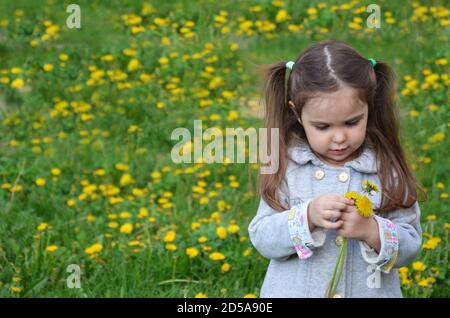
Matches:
[288,141,378,174]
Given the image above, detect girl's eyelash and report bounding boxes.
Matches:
[315,121,359,130]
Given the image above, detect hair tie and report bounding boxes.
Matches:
[368,58,377,68]
[284,61,295,108]
[286,61,295,70]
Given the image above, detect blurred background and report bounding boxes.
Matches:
[0,0,448,297]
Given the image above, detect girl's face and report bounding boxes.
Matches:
[296,85,368,167]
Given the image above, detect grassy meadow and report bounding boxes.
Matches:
[0,0,448,297]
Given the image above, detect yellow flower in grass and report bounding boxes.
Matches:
[120,223,133,234]
[221,263,231,272]
[186,247,199,258]
[85,243,103,255]
[209,252,225,261]
[10,286,22,293]
[412,261,426,272]
[228,224,240,234]
[418,279,430,287]
[46,245,58,252]
[36,178,46,186]
[216,227,227,239]
[108,222,118,229]
[243,294,257,298]
[195,293,207,298]
[423,237,441,250]
[37,223,49,231]
[163,230,176,243]
[11,78,24,89]
[43,63,54,72]
[165,244,177,251]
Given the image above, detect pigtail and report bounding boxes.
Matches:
[368,61,427,212]
[257,61,294,211]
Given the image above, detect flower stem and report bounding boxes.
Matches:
[325,240,345,298]
[330,239,347,297]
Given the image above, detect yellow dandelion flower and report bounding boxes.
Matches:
[37,223,49,231]
[216,227,227,240]
[35,178,46,186]
[115,163,129,171]
[59,53,69,61]
[362,180,379,193]
[412,261,426,271]
[10,286,22,293]
[243,248,252,256]
[108,222,118,229]
[11,78,24,89]
[221,263,231,272]
[46,245,58,252]
[43,64,54,72]
[165,243,177,251]
[345,191,359,201]
[228,224,240,234]
[163,230,176,243]
[186,247,199,258]
[191,222,201,230]
[195,293,207,298]
[209,252,225,261]
[354,195,373,218]
[85,243,103,255]
[120,223,133,234]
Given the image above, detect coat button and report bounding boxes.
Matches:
[315,170,325,180]
[335,235,344,246]
[333,294,342,298]
[338,172,349,182]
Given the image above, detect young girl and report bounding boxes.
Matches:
[248,40,425,298]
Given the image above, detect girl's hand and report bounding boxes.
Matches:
[307,194,354,232]
[337,204,379,244]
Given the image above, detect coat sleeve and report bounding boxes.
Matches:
[359,201,422,273]
[248,197,326,261]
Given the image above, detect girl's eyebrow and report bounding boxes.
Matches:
[308,113,365,125]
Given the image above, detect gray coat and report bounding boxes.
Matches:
[248,142,422,298]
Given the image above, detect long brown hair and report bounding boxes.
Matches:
[258,40,426,213]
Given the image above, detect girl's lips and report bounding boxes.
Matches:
[330,147,348,154]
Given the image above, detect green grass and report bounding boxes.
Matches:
[0,0,448,297]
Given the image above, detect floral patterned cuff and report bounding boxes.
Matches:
[287,199,315,260]
[360,215,399,274]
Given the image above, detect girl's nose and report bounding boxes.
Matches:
[332,132,346,144]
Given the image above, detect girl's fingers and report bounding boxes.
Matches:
[322,220,343,229]
[338,196,354,206]
[324,210,342,221]
[333,201,347,211]
[325,201,345,211]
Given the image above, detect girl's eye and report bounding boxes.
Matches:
[315,121,359,130]
[347,120,359,126]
